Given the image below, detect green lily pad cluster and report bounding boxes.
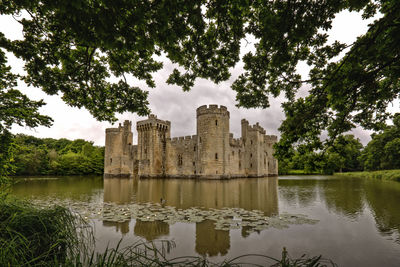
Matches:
[28,197,318,233]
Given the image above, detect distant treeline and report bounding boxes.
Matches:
[279,114,400,175]
[12,134,104,176]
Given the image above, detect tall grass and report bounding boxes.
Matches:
[0,197,92,266]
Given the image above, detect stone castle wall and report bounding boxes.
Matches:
[104,105,278,178]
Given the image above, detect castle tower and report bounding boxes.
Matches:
[137,114,171,177]
[241,119,249,142]
[196,105,230,177]
[104,120,134,177]
[241,120,269,176]
[265,135,279,176]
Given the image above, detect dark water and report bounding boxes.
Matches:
[11,175,400,266]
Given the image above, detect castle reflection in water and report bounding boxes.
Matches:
[103,177,278,257]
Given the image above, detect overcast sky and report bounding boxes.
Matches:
[2,10,397,146]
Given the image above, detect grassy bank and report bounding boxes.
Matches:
[336,169,400,182]
[283,170,322,175]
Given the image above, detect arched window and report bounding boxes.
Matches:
[215,153,218,160]
[215,120,218,126]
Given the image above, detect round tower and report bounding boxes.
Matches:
[196,105,230,177]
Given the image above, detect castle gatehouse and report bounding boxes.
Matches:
[104,105,278,179]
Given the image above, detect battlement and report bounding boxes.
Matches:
[106,120,132,133]
[137,114,170,131]
[105,128,120,133]
[247,122,266,134]
[170,135,197,145]
[230,138,242,147]
[265,135,278,143]
[196,104,230,118]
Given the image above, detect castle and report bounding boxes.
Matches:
[104,105,278,179]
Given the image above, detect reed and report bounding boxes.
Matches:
[0,197,91,266]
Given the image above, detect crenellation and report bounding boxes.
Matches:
[229,140,241,147]
[265,135,278,142]
[106,128,121,133]
[196,104,230,118]
[104,105,278,178]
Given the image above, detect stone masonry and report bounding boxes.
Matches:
[104,105,278,179]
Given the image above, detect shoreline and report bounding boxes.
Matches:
[336,169,400,182]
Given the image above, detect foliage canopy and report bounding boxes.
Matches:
[279,134,363,175]
[1,0,399,155]
[361,113,400,171]
[12,134,104,176]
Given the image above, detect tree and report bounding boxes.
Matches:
[0,131,15,191]
[360,113,400,171]
[322,135,363,173]
[1,0,399,157]
[1,46,51,181]
[279,134,363,174]
[13,143,49,175]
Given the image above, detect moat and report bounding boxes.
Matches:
[11,175,400,266]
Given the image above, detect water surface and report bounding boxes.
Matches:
[11,175,400,266]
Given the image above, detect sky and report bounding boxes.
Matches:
[1,10,396,146]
